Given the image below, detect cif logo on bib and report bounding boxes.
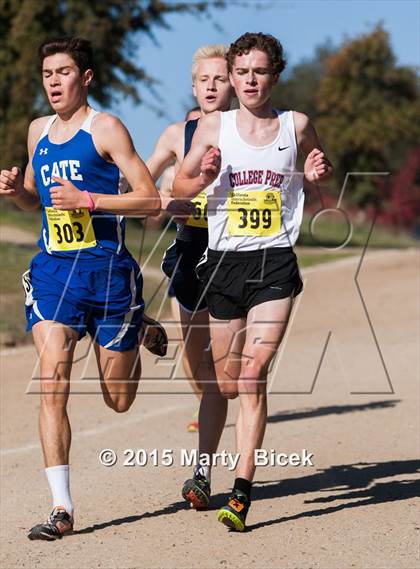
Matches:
[264,192,277,204]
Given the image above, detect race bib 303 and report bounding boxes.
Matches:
[45,207,97,251]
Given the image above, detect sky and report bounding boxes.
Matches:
[110,0,420,159]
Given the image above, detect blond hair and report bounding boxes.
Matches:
[192,44,228,81]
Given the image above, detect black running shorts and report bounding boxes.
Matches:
[196,247,303,320]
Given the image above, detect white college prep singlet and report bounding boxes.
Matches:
[206,109,304,252]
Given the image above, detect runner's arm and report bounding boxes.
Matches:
[145,122,193,216]
[50,114,160,215]
[146,123,180,182]
[173,113,220,199]
[293,111,333,186]
[91,114,161,215]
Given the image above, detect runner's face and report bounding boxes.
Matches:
[193,58,232,114]
[42,53,92,113]
[230,49,278,109]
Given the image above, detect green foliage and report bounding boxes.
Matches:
[316,25,420,207]
[273,41,336,118]
[273,25,419,209]
[0,0,224,169]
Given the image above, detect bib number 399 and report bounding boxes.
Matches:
[227,189,281,237]
[237,207,272,230]
[45,207,97,251]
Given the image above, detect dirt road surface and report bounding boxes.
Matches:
[1,248,419,569]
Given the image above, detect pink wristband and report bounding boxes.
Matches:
[82,191,95,212]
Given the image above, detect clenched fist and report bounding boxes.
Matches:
[200,147,221,187]
[304,149,332,183]
[0,167,24,198]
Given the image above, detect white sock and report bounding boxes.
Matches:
[195,463,211,484]
[45,465,73,516]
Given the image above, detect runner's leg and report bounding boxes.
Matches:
[180,308,228,457]
[181,310,234,508]
[235,297,293,481]
[33,321,78,467]
[209,314,247,400]
[29,321,77,539]
[95,345,141,413]
[173,299,197,396]
[216,297,293,530]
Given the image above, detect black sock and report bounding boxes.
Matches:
[233,477,252,501]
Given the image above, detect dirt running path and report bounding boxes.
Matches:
[1,249,419,569]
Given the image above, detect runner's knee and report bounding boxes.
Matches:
[104,393,135,413]
[40,373,70,410]
[241,356,270,382]
[218,381,239,399]
[238,370,268,401]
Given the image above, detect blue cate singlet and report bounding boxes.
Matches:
[25,108,145,351]
[32,109,128,259]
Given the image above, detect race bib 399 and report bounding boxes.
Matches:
[227,189,281,237]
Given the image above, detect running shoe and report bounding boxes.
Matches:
[182,471,211,509]
[187,420,199,432]
[217,490,250,532]
[28,506,73,541]
[141,314,168,357]
[187,410,199,432]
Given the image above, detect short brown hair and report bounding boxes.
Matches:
[227,33,286,75]
[38,37,93,73]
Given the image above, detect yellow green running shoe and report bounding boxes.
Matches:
[217,490,250,532]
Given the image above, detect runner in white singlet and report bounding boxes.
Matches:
[173,32,333,531]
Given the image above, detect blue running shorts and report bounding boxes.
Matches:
[22,252,144,351]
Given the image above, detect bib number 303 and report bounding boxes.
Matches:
[227,189,281,237]
[45,207,97,251]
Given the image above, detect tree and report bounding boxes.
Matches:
[272,41,336,119]
[0,0,226,168]
[316,25,420,208]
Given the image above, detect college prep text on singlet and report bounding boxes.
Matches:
[32,109,128,259]
[207,109,304,251]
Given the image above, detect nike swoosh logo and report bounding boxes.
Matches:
[278,146,290,151]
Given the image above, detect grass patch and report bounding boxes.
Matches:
[0,243,38,345]
[0,243,36,294]
[296,249,354,268]
[124,219,176,261]
[298,212,416,249]
[0,203,40,235]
